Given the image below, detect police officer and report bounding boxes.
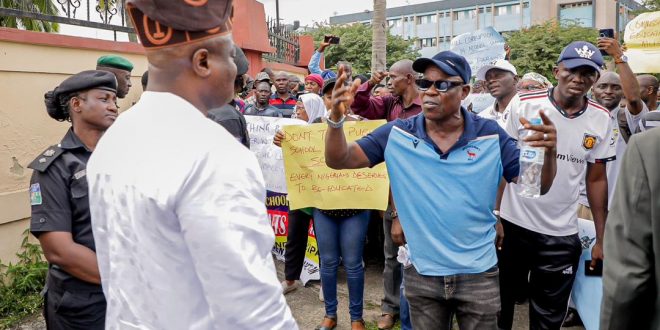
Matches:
[28,70,118,329]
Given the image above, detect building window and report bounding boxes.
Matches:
[419,37,437,48]
[486,6,492,13]
[415,14,436,25]
[389,18,402,28]
[560,1,594,27]
[523,2,530,9]
[439,12,445,18]
[512,4,521,14]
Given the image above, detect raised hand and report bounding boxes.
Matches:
[520,110,557,153]
[330,66,361,121]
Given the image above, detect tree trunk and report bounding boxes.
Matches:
[371,0,387,73]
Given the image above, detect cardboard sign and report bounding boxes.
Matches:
[624,11,660,73]
[245,116,307,193]
[282,121,390,211]
[450,27,506,76]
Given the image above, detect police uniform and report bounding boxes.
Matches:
[28,70,117,330]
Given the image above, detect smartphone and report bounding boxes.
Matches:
[584,260,603,277]
[598,29,615,56]
[324,35,340,44]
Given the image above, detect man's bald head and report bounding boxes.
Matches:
[638,74,659,110]
[390,59,415,76]
[638,74,659,93]
[274,71,290,94]
[387,59,417,97]
[593,71,623,110]
[595,71,621,86]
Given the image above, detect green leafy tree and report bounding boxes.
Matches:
[306,23,420,74]
[505,20,598,84]
[0,0,59,32]
[633,0,660,14]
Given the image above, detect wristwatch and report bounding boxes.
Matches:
[326,115,346,129]
[614,54,628,64]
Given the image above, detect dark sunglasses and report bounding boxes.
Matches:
[415,79,464,92]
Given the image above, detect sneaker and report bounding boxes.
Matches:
[281,280,301,295]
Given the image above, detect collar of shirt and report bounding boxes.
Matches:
[411,106,477,157]
[59,127,90,151]
[270,93,296,103]
[394,94,422,109]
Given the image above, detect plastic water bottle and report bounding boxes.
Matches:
[517,105,545,198]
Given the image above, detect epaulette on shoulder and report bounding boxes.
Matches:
[27,145,65,172]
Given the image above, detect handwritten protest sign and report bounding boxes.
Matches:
[572,218,601,330]
[624,11,660,73]
[246,116,306,193]
[282,120,389,211]
[267,191,319,285]
[450,27,506,77]
[462,93,496,114]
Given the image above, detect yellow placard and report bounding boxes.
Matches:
[282,120,389,211]
[624,11,660,73]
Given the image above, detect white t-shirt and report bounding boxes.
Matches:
[501,89,615,236]
[578,103,649,208]
[87,92,297,330]
[478,94,520,128]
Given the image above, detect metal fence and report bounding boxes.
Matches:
[1,2,301,64]
[0,0,134,40]
[263,17,300,65]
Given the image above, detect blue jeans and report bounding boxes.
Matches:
[400,267,412,330]
[314,209,370,321]
[404,265,500,330]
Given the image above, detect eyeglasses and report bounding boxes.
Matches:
[415,79,463,92]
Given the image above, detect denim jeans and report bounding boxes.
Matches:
[404,265,500,330]
[382,206,402,315]
[313,209,370,321]
[400,267,412,330]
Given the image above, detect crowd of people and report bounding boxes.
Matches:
[25,0,660,329]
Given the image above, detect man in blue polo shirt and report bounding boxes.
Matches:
[324,51,558,329]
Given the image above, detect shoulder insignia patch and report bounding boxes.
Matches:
[27,146,65,172]
[30,183,42,205]
[582,134,597,150]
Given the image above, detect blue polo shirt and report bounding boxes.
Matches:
[356,108,520,276]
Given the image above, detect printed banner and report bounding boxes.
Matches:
[571,218,601,330]
[624,11,660,73]
[281,120,390,211]
[267,191,319,285]
[450,26,506,77]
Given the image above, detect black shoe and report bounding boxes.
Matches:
[562,308,583,327]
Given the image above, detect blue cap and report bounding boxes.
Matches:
[412,51,471,84]
[557,41,604,72]
[321,70,337,80]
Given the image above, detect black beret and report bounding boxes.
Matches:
[127,0,233,49]
[128,0,232,32]
[44,70,117,121]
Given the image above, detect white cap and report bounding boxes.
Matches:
[476,59,518,81]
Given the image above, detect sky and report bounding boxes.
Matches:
[57,0,434,41]
[257,0,434,27]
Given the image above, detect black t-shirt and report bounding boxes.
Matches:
[208,103,250,148]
